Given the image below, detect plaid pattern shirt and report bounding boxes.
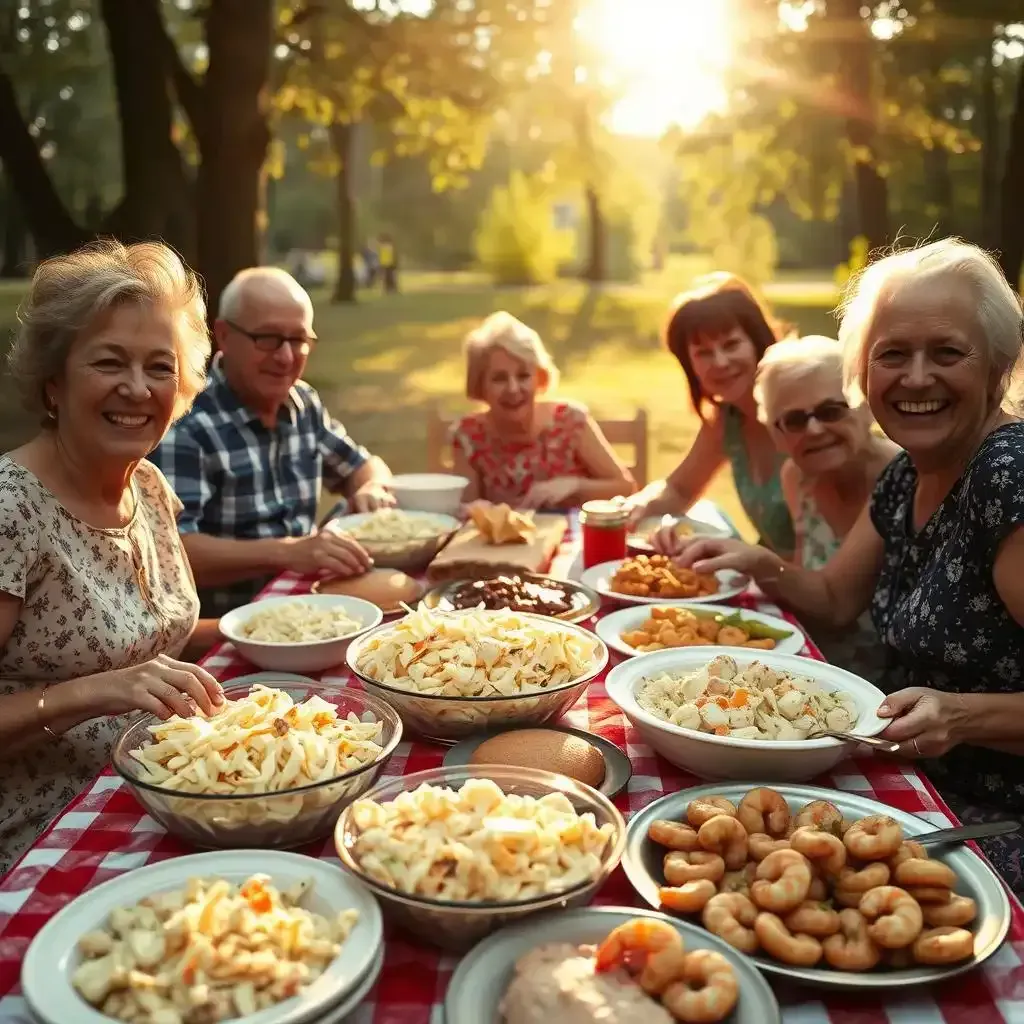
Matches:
[150,362,368,615]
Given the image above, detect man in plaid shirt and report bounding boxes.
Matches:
[150,267,395,615]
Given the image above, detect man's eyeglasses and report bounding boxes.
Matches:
[774,399,850,434]
[225,319,316,354]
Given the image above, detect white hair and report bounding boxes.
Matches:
[753,335,853,424]
[464,311,560,400]
[218,267,313,322]
[838,237,1024,408]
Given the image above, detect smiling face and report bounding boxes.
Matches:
[481,346,541,426]
[864,277,994,467]
[687,327,759,405]
[49,302,182,461]
[766,366,870,476]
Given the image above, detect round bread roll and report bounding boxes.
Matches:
[471,729,606,788]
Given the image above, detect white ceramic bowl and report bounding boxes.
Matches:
[21,850,384,1024]
[604,647,888,782]
[388,473,469,516]
[219,594,384,673]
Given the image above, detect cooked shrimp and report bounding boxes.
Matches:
[748,833,790,861]
[832,887,867,908]
[697,814,749,869]
[889,840,929,868]
[807,876,828,901]
[858,885,924,949]
[893,858,957,890]
[659,879,717,914]
[717,625,749,647]
[649,820,701,852]
[594,917,686,995]
[661,949,739,1023]
[911,926,975,965]
[906,886,953,904]
[792,800,844,837]
[751,849,813,913]
[784,900,841,938]
[922,894,977,928]
[843,815,903,861]
[686,797,738,828]
[821,908,882,972]
[737,787,791,837]
[789,826,847,877]
[664,850,726,885]
[884,946,916,969]
[719,862,757,896]
[836,861,890,894]
[701,892,759,954]
[753,912,823,966]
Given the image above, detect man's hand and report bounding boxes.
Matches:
[351,481,396,513]
[281,530,372,577]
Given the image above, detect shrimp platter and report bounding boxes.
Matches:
[627,784,999,983]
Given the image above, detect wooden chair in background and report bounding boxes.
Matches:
[425,406,649,487]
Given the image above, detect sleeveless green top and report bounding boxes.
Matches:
[721,405,795,555]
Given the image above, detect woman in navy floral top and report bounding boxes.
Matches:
[672,238,1024,894]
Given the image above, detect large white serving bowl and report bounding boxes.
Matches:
[219,594,383,673]
[21,850,384,1024]
[604,647,888,781]
[388,473,469,516]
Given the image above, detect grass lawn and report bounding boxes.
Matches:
[0,260,841,539]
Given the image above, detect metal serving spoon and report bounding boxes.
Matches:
[807,729,901,754]
[915,820,1022,847]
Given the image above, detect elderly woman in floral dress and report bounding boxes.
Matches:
[0,241,224,874]
[673,239,1024,894]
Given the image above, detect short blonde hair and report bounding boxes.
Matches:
[838,237,1024,408]
[464,311,560,402]
[754,335,852,424]
[7,240,210,426]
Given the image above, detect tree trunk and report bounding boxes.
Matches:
[997,57,1024,287]
[979,45,1000,249]
[0,72,87,257]
[195,0,274,321]
[583,183,606,283]
[831,0,889,253]
[330,120,358,304]
[924,142,953,237]
[99,0,194,256]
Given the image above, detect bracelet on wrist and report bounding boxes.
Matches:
[37,686,61,742]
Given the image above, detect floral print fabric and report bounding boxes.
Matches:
[870,422,1024,811]
[451,401,591,506]
[0,457,198,875]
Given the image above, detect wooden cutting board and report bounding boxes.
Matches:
[427,514,569,582]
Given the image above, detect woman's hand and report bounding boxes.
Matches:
[673,536,780,579]
[877,687,970,758]
[522,476,578,510]
[650,524,685,557]
[351,481,396,513]
[81,654,225,721]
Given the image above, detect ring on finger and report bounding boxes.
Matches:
[912,737,922,756]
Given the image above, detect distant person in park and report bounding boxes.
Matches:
[150,267,395,616]
[361,242,378,288]
[625,272,796,557]
[378,234,398,293]
[0,240,225,873]
[452,311,636,508]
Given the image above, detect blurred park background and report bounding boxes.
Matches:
[1,0,1022,531]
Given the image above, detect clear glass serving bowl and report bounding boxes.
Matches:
[345,614,610,745]
[333,764,627,952]
[111,681,403,850]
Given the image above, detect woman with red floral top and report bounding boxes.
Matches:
[451,312,636,509]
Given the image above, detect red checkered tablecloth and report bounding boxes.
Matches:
[2,551,1024,1022]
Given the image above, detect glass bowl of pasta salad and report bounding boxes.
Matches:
[112,680,403,850]
[333,765,626,951]
[605,648,888,782]
[327,509,460,573]
[219,594,384,673]
[346,607,610,745]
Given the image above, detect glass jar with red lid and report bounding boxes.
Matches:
[580,500,628,569]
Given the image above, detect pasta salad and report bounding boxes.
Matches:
[239,600,363,643]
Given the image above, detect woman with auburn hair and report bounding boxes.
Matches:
[629,272,795,556]
[451,311,636,508]
[0,240,224,874]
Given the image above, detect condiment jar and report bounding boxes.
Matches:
[580,500,628,569]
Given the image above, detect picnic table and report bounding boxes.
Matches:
[2,511,1023,1023]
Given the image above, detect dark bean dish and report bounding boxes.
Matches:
[448,575,576,616]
